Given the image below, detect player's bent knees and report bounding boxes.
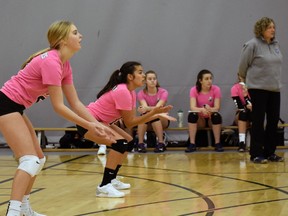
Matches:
[35,156,46,175]
[238,110,248,121]
[211,112,222,125]
[111,139,126,154]
[18,155,41,177]
[125,140,134,152]
[188,112,199,123]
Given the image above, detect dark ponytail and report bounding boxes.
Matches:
[97,61,142,99]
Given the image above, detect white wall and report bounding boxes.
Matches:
[0,0,287,134]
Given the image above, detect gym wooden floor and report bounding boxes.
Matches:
[1,148,288,216]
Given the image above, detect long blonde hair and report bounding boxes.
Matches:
[21,20,73,69]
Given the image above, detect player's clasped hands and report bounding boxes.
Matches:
[88,121,117,143]
[158,113,177,121]
[152,105,177,121]
[153,105,173,114]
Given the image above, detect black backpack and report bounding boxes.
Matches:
[59,126,94,148]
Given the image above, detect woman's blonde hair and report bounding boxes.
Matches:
[254,17,275,38]
[21,20,73,69]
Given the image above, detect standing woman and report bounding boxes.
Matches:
[0,20,112,216]
[238,17,283,163]
[186,69,223,152]
[137,70,170,153]
[77,62,175,198]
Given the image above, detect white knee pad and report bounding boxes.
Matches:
[18,155,41,177]
[35,156,46,175]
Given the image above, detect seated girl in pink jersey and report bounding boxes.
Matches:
[231,74,252,152]
[136,70,170,153]
[0,21,113,216]
[186,69,223,152]
[76,62,175,198]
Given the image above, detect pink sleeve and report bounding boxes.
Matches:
[112,86,134,110]
[189,86,198,98]
[158,88,168,101]
[213,85,221,98]
[231,84,239,97]
[62,63,73,85]
[137,90,145,101]
[41,59,73,86]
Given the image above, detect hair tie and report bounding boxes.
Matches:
[118,70,122,77]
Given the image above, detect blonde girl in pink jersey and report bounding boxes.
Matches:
[76,61,175,198]
[0,21,113,216]
[186,69,223,152]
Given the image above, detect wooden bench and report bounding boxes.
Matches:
[166,124,288,130]
[34,127,77,148]
[164,125,239,147]
[164,124,288,147]
[34,123,288,149]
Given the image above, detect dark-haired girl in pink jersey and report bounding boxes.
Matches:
[186,69,223,152]
[76,61,175,198]
[136,70,170,153]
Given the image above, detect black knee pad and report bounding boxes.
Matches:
[188,112,198,123]
[238,110,248,121]
[111,139,126,154]
[125,140,134,152]
[211,112,222,124]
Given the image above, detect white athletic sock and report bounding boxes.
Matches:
[239,133,246,143]
[6,200,21,216]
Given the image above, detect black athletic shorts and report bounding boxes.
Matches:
[0,91,25,116]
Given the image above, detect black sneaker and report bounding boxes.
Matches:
[185,143,196,152]
[238,142,246,152]
[250,156,268,164]
[154,143,166,153]
[267,154,284,162]
[214,143,224,152]
[137,143,147,153]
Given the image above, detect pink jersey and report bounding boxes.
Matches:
[87,83,136,124]
[230,83,247,105]
[1,49,73,108]
[190,85,221,108]
[137,87,168,106]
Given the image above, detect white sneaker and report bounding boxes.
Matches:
[111,178,131,190]
[97,145,107,155]
[21,208,46,216]
[96,183,125,198]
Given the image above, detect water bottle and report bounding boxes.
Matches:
[177,110,184,128]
